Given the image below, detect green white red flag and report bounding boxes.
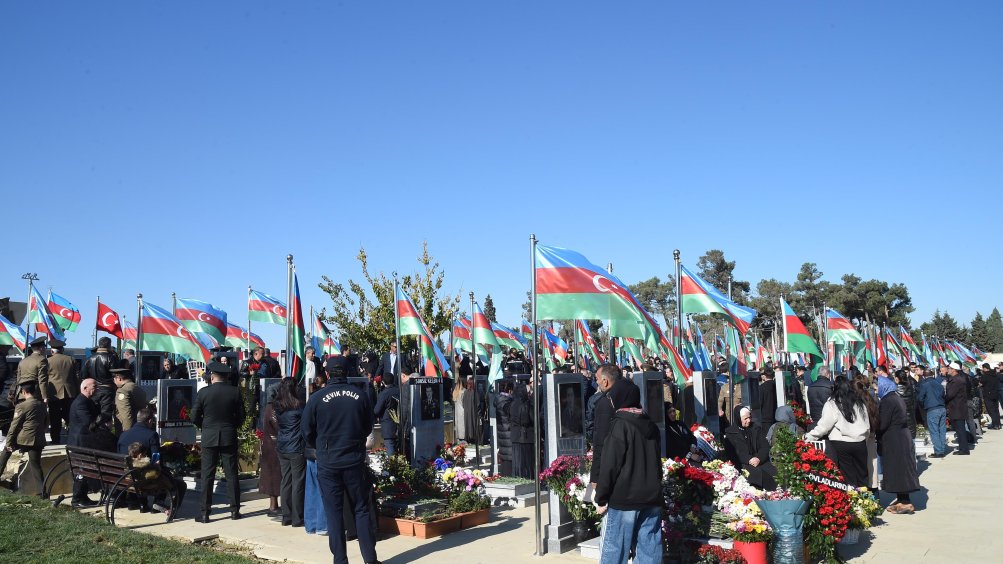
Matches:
[395,286,450,378]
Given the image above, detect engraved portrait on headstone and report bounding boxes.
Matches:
[166,385,193,422]
[420,383,440,420]
[558,382,583,438]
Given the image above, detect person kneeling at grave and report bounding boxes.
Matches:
[724,405,777,490]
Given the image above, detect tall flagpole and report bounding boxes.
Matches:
[530,234,543,556]
[22,273,39,340]
[135,294,144,382]
[606,263,614,364]
[171,292,178,364]
[247,286,253,357]
[673,250,682,350]
[470,292,481,469]
[308,304,314,398]
[393,272,406,462]
[93,295,100,348]
[286,255,294,377]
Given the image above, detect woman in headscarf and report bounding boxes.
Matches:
[767,405,804,446]
[805,375,870,488]
[724,405,777,490]
[664,401,698,460]
[876,376,921,514]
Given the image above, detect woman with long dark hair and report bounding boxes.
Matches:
[805,375,871,487]
[274,378,305,527]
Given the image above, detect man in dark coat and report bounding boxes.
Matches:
[945,362,971,455]
[373,374,400,456]
[493,380,514,476]
[508,382,535,479]
[82,337,119,429]
[757,370,778,428]
[980,363,1000,429]
[376,342,410,380]
[191,362,245,521]
[46,339,77,444]
[588,364,621,488]
[67,378,100,507]
[806,366,833,428]
[117,407,161,456]
[876,377,920,513]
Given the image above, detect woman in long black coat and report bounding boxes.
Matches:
[724,405,777,490]
[876,376,920,514]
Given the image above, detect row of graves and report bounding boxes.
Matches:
[114,353,883,563]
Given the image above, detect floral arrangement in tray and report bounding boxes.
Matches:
[539,455,599,526]
[771,427,852,564]
[159,441,200,476]
[690,424,722,459]
[694,544,748,564]
[848,487,883,529]
[725,514,772,543]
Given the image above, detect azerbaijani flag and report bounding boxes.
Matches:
[679,266,757,334]
[492,322,526,351]
[534,243,691,381]
[123,320,138,351]
[452,316,473,353]
[619,337,644,369]
[885,329,907,364]
[472,302,501,354]
[140,302,210,361]
[176,298,228,346]
[781,298,822,376]
[921,334,937,367]
[576,319,606,365]
[694,322,713,371]
[288,274,306,381]
[48,291,81,332]
[248,290,287,325]
[825,309,864,344]
[313,316,342,356]
[542,325,569,364]
[395,286,450,377]
[28,286,65,342]
[0,314,28,351]
[899,326,922,360]
[225,323,266,350]
[520,321,533,341]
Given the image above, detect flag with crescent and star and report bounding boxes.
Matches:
[534,243,691,382]
[176,298,228,346]
[47,291,81,332]
[96,301,124,339]
[312,315,341,356]
[248,290,287,325]
[141,301,210,361]
[679,265,756,334]
[225,322,266,350]
[28,285,65,341]
[0,314,28,351]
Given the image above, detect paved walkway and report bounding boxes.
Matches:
[842,428,1002,562]
[93,430,1003,563]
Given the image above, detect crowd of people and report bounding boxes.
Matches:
[4,331,1001,564]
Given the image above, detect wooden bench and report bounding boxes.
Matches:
[57,445,179,525]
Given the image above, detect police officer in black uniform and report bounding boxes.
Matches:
[191,361,245,522]
[302,356,379,564]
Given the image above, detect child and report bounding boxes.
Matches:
[127,442,187,517]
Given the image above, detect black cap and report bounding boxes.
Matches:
[29,336,47,347]
[49,339,66,348]
[325,355,349,374]
[210,345,233,353]
[110,367,132,376]
[207,361,233,375]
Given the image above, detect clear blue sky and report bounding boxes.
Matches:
[2,1,1001,350]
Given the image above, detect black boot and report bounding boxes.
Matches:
[195,512,210,523]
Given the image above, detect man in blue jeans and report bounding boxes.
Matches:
[917,368,948,457]
[595,379,662,564]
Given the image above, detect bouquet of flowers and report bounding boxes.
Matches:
[439,466,487,493]
[848,487,883,529]
[695,544,747,564]
[788,400,813,428]
[539,455,598,525]
[436,442,466,466]
[691,424,721,459]
[725,515,772,543]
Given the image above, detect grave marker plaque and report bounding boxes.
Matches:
[545,373,586,554]
[156,379,197,443]
[408,375,444,464]
[631,371,666,456]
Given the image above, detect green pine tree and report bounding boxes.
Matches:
[986,308,1003,353]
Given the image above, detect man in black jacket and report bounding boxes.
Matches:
[67,378,100,507]
[493,380,514,476]
[373,374,400,456]
[945,362,971,454]
[594,379,662,563]
[806,366,833,429]
[980,363,999,429]
[588,364,621,488]
[82,337,119,429]
[302,356,378,564]
[757,370,778,428]
[191,362,245,521]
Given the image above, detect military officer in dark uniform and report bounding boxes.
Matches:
[82,336,119,429]
[15,336,49,405]
[46,339,77,444]
[302,356,379,564]
[113,367,147,432]
[0,381,48,494]
[191,361,245,522]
